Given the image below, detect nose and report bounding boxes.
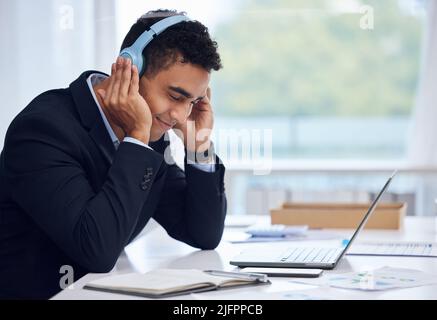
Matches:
[169,102,193,124]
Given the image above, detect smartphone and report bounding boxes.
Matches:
[240,267,323,278]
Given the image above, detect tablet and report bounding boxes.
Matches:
[240,267,323,278]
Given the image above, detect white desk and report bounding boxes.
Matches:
[51,216,437,300]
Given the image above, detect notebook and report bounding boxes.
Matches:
[84,269,270,298]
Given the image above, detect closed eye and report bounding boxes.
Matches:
[169,94,184,102]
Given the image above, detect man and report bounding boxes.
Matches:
[0,9,226,299]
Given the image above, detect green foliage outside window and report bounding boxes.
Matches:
[212,0,423,117]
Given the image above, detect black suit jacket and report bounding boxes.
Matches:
[0,71,227,299]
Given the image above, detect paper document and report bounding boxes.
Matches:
[223,230,342,243]
[348,241,437,257]
[326,267,437,291]
[245,224,308,237]
[192,288,331,300]
[289,266,437,291]
[224,215,261,228]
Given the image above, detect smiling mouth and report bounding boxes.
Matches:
[156,116,173,131]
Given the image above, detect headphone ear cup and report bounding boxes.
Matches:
[120,49,145,77]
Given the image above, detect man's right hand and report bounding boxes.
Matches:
[96,56,152,145]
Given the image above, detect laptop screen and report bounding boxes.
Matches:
[337,170,397,260]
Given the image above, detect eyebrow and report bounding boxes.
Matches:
[169,86,193,98]
[169,86,204,101]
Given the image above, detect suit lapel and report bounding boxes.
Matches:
[69,70,115,165]
[88,118,116,165]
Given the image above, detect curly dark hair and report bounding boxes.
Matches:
[120,9,223,77]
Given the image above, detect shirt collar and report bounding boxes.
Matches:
[86,73,120,148]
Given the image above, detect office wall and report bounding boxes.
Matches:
[0,0,117,149]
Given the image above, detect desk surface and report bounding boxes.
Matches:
[51,216,437,300]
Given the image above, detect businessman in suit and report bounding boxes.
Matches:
[0,10,226,299]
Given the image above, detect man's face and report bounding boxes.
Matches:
[139,60,210,142]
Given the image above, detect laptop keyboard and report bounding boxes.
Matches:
[279,247,343,263]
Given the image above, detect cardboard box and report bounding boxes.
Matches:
[270,202,406,230]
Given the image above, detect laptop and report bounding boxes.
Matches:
[230,171,397,270]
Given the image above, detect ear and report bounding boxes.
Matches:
[138,74,152,95]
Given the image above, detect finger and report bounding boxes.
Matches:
[111,60,116,75]
[110,57,124,104]
[201,95,210,105]
[198,87,211,106]
[196,99,211,111]
[129,64,140,95]
[104,62,117,105]
[119,58,131,100]
[96,89,106,101]
[206,87,211,100]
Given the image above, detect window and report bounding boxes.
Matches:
[212,0,425,160]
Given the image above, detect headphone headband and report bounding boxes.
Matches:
[119,15,190,76]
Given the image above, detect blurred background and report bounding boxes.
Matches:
[1,0,437,216]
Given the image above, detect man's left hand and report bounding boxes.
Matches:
[174,87,213,153]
